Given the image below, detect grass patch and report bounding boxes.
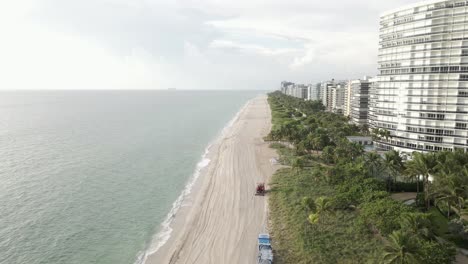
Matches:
[269,167,383,264]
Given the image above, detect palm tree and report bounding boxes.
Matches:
[321,146,335,164]
[359,124,370,135]
[384,150,404,192]
[400,213,433,240]
[371,128,381,141]
[308,213,319,224]
[436,151,468,176]
[382,230,421,264]
[291,157,304,175]
[308,196,332,225]
[301,196,315,212]
[403,169,421,195]
[315,196,332,214]
[302,133,314,153]
[432,172,466,218]
[349,142,365,161]
[280,122,299,143]
[381,129,391,141]
[311,136,321,154]
[405,152,438,209]
[302,196,315,247]
[365,152,384,178]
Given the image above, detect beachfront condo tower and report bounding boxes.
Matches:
[374,0,468,153]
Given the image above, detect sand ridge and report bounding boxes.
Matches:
[147,95,279,264]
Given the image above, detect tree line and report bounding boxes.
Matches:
[267,91,468,263]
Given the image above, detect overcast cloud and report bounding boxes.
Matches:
[0,0,418,90]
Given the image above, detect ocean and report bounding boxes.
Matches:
[0,90,260,264]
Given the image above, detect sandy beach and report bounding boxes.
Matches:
[147,95,278,264]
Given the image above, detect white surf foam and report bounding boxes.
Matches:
[135,100,251,264]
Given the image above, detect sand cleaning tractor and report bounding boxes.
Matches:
[258,233,273,264]
[255,183,266,196]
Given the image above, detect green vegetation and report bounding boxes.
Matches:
[269,167,382,264]
[267,91,465,263]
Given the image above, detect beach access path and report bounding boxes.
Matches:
[147,95,279,264]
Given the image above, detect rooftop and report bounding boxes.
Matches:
[381,0,447,17]
[346,136,373,140]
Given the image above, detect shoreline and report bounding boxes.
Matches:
[136,98,256,264]
[145,95,279,264]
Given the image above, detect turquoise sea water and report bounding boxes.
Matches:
[0,90,260,264]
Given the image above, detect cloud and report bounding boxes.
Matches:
[0,0,419,89]
[209,39,298,57]
[0,22,169,89]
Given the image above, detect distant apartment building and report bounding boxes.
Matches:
[344,81,352,117]
[349,77,372,126]
[280,81,293,94]
[280,82,309,100]
[295,84,309,100]
[308,83,321,101]
[279,79,358,117]
[286,84,295,97]
[320,80,336,111]
[331,84,346,114]
[376,0,468,153]
[280,81,295,96]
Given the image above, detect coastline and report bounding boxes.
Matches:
[145,95,279,264]
[135,99,251,264]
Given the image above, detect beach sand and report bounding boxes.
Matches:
[147,95,279,264]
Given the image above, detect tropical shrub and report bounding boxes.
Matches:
[360,198,412,235]
[418,240,456,264]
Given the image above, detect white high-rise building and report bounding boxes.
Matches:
[375,0,468,153]
[320,80,336,111]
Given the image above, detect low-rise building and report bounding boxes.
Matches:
[346,136,373,146]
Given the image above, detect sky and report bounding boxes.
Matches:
[0,0,419,90]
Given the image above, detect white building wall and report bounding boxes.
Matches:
[377,0,468,153]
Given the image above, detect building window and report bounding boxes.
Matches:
[444,130,454,136]
[424,113,445,120]
[456,123,467,129]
